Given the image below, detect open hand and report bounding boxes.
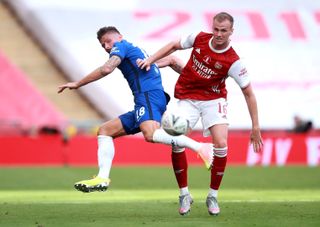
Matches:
[136,58,151,71]
[250,128,263,153]
[57,82,78,93]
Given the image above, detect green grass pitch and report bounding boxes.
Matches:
[0,166,319,226]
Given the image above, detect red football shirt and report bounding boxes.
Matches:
[175,32,250,100]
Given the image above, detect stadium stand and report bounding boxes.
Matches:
[0,50,66,133]
[0,2,103,135]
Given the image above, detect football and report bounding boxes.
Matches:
[161,112,189,136]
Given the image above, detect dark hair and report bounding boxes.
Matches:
[213,12,234,27]
[97,26,120,40]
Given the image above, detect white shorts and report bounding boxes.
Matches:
[171,98,229,137]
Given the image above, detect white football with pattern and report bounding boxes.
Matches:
[161,112,189,136]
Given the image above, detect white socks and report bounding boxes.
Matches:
[97,135,114,179]
[152,129,201,152]
[208,188,218,198]
[180,187,190,196]
[96,129,201,179]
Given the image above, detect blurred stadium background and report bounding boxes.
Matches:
[0,0,319,166]
[0,1,319,226]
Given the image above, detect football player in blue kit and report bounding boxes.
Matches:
[58,26,213,193]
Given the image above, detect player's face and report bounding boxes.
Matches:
[211,19,233,49]
[99,32,122,53]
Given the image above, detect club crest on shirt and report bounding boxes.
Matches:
[214,61,222,69]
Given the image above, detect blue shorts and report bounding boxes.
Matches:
[119,90,170,135]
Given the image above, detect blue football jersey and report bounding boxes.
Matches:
[109,39,164,95]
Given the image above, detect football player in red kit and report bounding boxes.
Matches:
[138,12,263,216]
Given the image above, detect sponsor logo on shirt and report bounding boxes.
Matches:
[195,48,201,54]
[192,54,217,79]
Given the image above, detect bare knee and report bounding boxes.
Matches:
[214,139,227,149]
[140,120,159,143]
[214,140,228,157]
[143,132,154,143]
[215,142,227,149]
[97,118,127,138]
[98,125,107,135]
[142,127,157,143]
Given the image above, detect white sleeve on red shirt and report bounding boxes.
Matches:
[180,33,198,49]
[228,59,251,88]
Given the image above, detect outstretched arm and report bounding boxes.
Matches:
[241,84,263,153]
[156,55,185,74]
[137,40,182,71]
[58,55,121,93]
[137,55,185,74]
